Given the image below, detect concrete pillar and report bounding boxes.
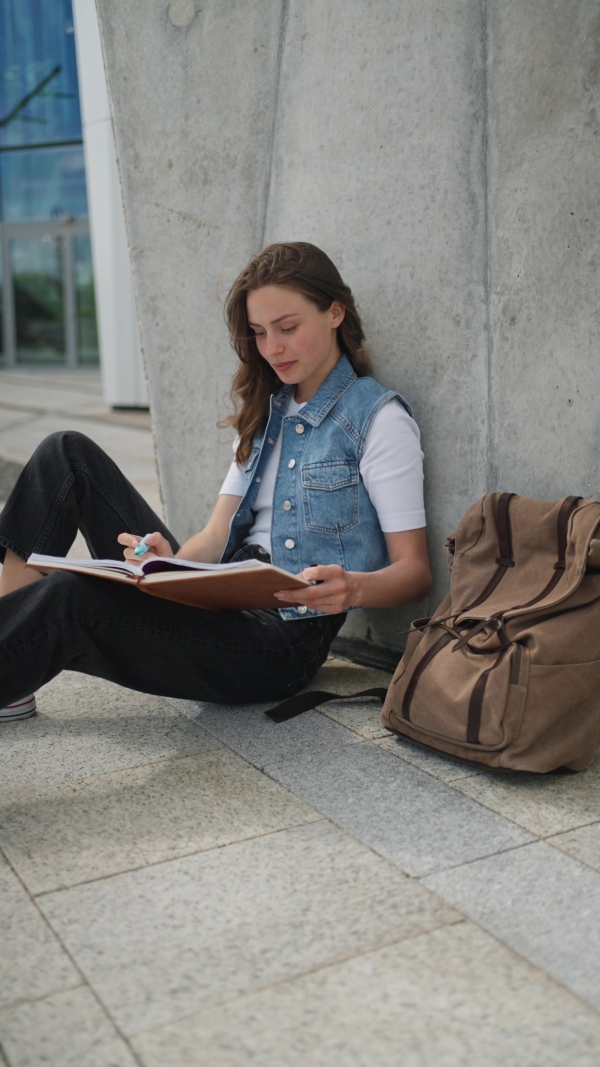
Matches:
[94,0,286,532]
[262,0,488,650]
[94,0,600,658]
[486,1,600,501]
[72,0,148,407]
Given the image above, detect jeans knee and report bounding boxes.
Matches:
[38,569,88,605]
[37,430,95,461]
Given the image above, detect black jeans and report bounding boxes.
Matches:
[0,431,344,707]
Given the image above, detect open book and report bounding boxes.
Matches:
[26,553,311,611]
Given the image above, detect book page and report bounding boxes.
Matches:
[139,556,266,575]
[27,553,269,579]
[27,553,142,577]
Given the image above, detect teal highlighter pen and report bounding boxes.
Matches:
[133,534,153,557]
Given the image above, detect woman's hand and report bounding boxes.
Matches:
[273,530,432,615]
[117,531,174,562]
[274,564,360,615]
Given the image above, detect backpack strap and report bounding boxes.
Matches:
[401,631,454,721]
[265,687,387,723]
[516,495,580,608]
[467,647,510,743]
[465,492,516,611]
[452,494,581,654]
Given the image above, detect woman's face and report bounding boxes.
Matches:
[246,285,345,403]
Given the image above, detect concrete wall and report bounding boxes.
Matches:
[94,0,600,657]
[486,2,600,502]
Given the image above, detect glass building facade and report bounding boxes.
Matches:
[0,0,99,364]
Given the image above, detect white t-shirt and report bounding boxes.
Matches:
[219,396,426,553]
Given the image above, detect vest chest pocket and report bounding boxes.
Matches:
[301,461,359,532]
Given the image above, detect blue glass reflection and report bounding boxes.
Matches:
[1,145,88,221]
[0,0,82,149]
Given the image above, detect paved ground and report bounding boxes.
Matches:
[2,367,600,1066]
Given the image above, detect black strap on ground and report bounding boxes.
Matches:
[265,687,388,723]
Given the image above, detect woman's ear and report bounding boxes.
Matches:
[330,301,346,328]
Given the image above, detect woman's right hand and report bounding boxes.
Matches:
[117,531,174,561]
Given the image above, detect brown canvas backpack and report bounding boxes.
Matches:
[268,493,600,774]
[381,493,600,772]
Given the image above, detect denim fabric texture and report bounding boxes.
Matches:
[221,355,412,620]
[0,432,344,708]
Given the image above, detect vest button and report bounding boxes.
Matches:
[267,438,275,445]
[297,605,308,615]
[288,458,296,468]
[295,424,305,434]
[284,538,295,549]
[283,500,292,511]
[255,477,261,483]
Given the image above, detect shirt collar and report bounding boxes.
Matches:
[270,354,356,426]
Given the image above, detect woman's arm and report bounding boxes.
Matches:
[274,528,432,615]
[118,494,241,563]
[176,495,242,562]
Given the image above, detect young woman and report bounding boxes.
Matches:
[0,242,431,721]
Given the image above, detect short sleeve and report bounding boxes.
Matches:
[219,437,245,497]
[359,399,426,532]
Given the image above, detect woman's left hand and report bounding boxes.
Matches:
[274,564,360,615]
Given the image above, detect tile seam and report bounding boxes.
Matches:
[31,817,327,899]
[447,778,600,841]
[126,916,469,1044]
[1,846,142,1064]
[422,846,600,1019]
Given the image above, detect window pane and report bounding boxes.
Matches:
[73,233,99,364]
[0,0,82,150]
[0,144,88,222]
[10,234,65,363]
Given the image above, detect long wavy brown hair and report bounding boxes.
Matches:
[222,242,372,464]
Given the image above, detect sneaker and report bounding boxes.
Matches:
[0,695,36,721]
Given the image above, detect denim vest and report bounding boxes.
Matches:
[221,355,413,621]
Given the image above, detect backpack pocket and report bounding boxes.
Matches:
[386,635,527,751]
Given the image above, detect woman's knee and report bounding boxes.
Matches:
[33,569,89,607]
[35,430,100,465]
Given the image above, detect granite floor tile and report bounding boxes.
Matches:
[424,841,600,1012]
[165,657,390,760]
[375,734,482,783]
[0,987,137,1067]
[0,408,34,432]
[0,412,157,486]
[267,741,532,877]
[0,853,79,1011]
[317,700,390,741]
[132,921,600,1067]
[39,821,458,1036]
[450,751,600,837]
[0,672,215,794]
[309,657,392,739]
[0,371,102,418]
[547,821,600,872]
[1,747,320,893]
[166,699,360,772]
